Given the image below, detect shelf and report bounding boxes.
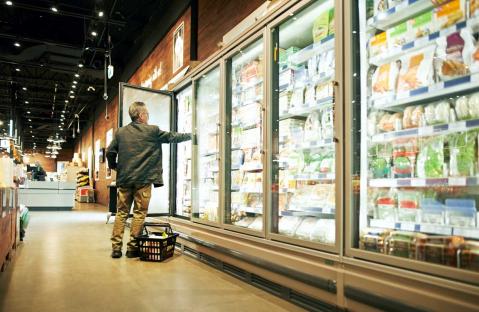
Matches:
[240,163,263,172]
[294,138,335,150]
[232,122,261,131]
[279,96,334,120]
[239,186,263,193]
[233,78,263,93]
[281,207,335,218]
[293,173,335,181]
[371,73,479,110]
[369,17,479,66]
[369,219,479,239]
[367,0,432,31]
[200,151,218,157]
[369,177,479,188]
[370,119,479,143]
[232,96,263,108]
[288,35,335,65]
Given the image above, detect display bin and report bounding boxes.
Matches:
[137,222,179,262]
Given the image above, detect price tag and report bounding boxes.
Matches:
[448,121,466,132]
[448,177,466,186]
[400,222,416,232]
[454,228,479,239]
[418,126,433,136]
[416,36,429,48]
[411,179,426,187]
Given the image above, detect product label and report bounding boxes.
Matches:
[390,22,408,37]
[436,0,460,18]
[371,32,387,46]
[412,11,433,28]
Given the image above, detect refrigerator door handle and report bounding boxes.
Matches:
[332,80,340,144]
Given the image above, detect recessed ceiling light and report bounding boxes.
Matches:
[70,90,74,93]
[5,1,13,6]
[14,42,21,47]
[61,110,65,113]
[70,95,74,99]
[58,125,61,128]
[98,11,104,17]
[64,100,69,103]
[31,135,34,138]
[74,74,79,78]
[22,87,27,91]
[15,68,20,72]
[51,6,58,12]
[61,114,64,118]
[27,111,31,114]
[73,80,78,84]
[28,119,31,121]
[91,31,97,37]
[29,126,32,128]
[72,85,76,89]
[78,63,83,68]
[59,128,63,131]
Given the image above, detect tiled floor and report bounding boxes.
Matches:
[0,204,304,312]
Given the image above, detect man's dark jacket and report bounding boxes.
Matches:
[106,121,191,187]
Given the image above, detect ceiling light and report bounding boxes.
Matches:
[14,42,20,47]
[22,87,27,91]
[27,111,31,114]
[29,126,32,128]
[61,114,64,117]
[70,95,75,99]
[73,80,78,84]
[98,11,104,17]
[31,135,34,138]
[69,90,74,93]
[15,68,20,72]
[78,63,83,68]
[91,31,97,37]
[72,85,76,89]
[0,121,3,126]
[25,101,29,104]
[30,131,32,133]
[61,110,65,113]
[64,100,69,103]
[74,73,79,78]
[61,122,64,125]
[5,1,12,6]
[28,119,31,122]
[51,6,58,12]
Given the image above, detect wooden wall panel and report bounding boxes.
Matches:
[197,0,265,61]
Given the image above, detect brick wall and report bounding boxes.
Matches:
[27,154,56,172]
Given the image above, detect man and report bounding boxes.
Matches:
[106,101,191,259]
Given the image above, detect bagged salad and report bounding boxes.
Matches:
[417,136,445,178]
[449,131,477,177]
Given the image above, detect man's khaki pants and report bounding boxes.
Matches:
[111,184,152,251]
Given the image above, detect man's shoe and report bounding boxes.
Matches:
[111,250,122,258]
[126,249,140,258]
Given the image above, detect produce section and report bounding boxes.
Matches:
[357,0,479,271]
[271,0,337,245]
[193,67,221,222]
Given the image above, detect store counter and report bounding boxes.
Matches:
[18,181,76,210]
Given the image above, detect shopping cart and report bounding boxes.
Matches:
[137,222,179,262]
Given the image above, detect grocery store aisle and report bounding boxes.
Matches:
[0,206,304,312]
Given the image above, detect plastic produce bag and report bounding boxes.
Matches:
[397,45,435,92]
[417,136,444,178]
[372,62,399,98]
[435,30,472,81]
[449,131,477,177]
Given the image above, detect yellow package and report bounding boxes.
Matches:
[312,10,330,43]
[435,0,465,30]
[369,32,388,57]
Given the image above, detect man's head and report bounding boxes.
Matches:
[129,101,149,124]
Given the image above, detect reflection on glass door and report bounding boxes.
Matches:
[225,38,264,231]
[352,0,479,274]
[271,0,336,245]
[193,67,221,222]
[176,85,192,218]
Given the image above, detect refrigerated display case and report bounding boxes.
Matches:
[225,38,265,232]
[348,0,479,281]
[175,85,193,218]
[192,66,221,223]
[270,0,339,248]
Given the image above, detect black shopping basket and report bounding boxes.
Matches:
[137,222,179,262]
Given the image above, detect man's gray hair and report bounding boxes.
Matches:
[129,101,148,122]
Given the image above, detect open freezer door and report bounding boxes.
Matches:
[119,83,173,215]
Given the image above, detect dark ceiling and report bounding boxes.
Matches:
[0,0,172,152]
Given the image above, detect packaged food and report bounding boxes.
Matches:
[435,31,471,81]
[294,217,318,240]
[278,216,302,236]
[290,87,305,110]
[370,156,390,178]
[328,8,335,37]
[366,0,375,19]
[435,0,466,30]
[372,62,399,98]
[378,112,403,132]
[321,106,334,139]
[316,82,333,99]
[471,0,479,18]
[454,96,470,120]
[373,0,388,16]
[421,198,445,224]
[445,199,476,227]
[234,216,255,227]
[305,85,316,105]
[248,216,263,231]
[449,131,477,177]
[360,228,390,253]
[310,219,335,244]
[387,21,409,50]
[307,55,318,78]
[397,190,421,222]
[376,188,397,221]
[458,241,479,272]
[386,231,425,259]
[416,235,464,267]
[397,45,436,92]
[424,101,451,125]
[369,32,388,58]
[392,138,417,178]
[319,152,335,173]
[279,68,295,87]
[367,111,385,135]
[312,10,330,43]
[468,93,479,118]
[409,10,436,40]
[417,136,444,178]
[303,111,322,142]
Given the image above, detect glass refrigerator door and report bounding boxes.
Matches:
[119,83,172,214]
[193,66,221,223]
[175,85,193,218]
[271,0,338,247]
[349,0,479,280]
[225,38,264,232]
